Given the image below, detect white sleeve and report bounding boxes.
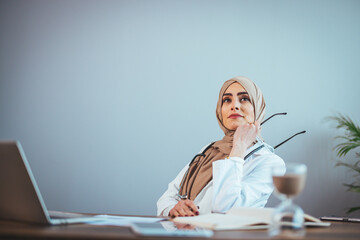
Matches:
[212,153,285,213]
[157,143,213,216]
[156,165,189,216]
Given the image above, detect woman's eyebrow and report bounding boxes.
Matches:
[223,91,248,97]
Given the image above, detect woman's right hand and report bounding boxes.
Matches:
[169,199,199,217]
[229,121,260,158]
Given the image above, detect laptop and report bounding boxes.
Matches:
[0,141,101,225]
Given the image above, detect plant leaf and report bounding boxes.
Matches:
[336,161,360,174]
[346,206,360,214]
[328,114,360,157]
[343,183,360,192]
[331,114,360,137]
[334,142,360,157]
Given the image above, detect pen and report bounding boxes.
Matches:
[320,216,360,223]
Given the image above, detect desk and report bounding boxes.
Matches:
[0,217,359,240]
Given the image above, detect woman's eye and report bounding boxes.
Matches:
[240,97,250,102]
[222,98,231,103]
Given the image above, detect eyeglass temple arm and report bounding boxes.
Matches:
[274,130,306,149]
[261,112,287,126]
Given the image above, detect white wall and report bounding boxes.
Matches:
[1,0,359,217]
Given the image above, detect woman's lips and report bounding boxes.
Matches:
[228,114,243,119]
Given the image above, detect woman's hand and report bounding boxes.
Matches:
[169,199,199,218]
[229,121,260,158]
[173,222,196,230]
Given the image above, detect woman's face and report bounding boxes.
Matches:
[221,82,255,130]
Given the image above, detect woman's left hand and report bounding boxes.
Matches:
[229,121,260,158]
[169,199,199,218]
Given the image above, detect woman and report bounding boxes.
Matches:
[157,76,285,217]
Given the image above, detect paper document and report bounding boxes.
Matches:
[88,215,166,226]
[173,207,331,230]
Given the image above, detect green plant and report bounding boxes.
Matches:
[329,113,360,214]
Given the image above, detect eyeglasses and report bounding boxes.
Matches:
[261,112,287,126]
[261,112,306,149]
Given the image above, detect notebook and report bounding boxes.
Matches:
[0,141,100,225]
[173,207,331,230]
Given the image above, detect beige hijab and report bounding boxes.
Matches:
[179,76,266,200]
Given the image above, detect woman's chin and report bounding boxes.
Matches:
[224,119,246,130]
[229,123,239,130]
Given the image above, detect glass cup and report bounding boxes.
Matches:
[269,162,307,238]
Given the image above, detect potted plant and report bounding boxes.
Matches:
[329,113,360,214]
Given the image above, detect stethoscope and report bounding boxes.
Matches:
[176,112,306,200]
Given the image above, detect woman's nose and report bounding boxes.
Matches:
[231,100,240,110]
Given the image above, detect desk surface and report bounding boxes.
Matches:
[0,216,359,240]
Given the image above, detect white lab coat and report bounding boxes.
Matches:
[157,139,286,216]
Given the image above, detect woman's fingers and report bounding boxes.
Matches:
[169,209,179,218]
[239,120,258,138]
[177,207,190,216]
[181,202,196,216]
[184,200,199,215]
[230,120,260,158]
[169,200,199,217]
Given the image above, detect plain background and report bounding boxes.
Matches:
[1,0,359,217]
